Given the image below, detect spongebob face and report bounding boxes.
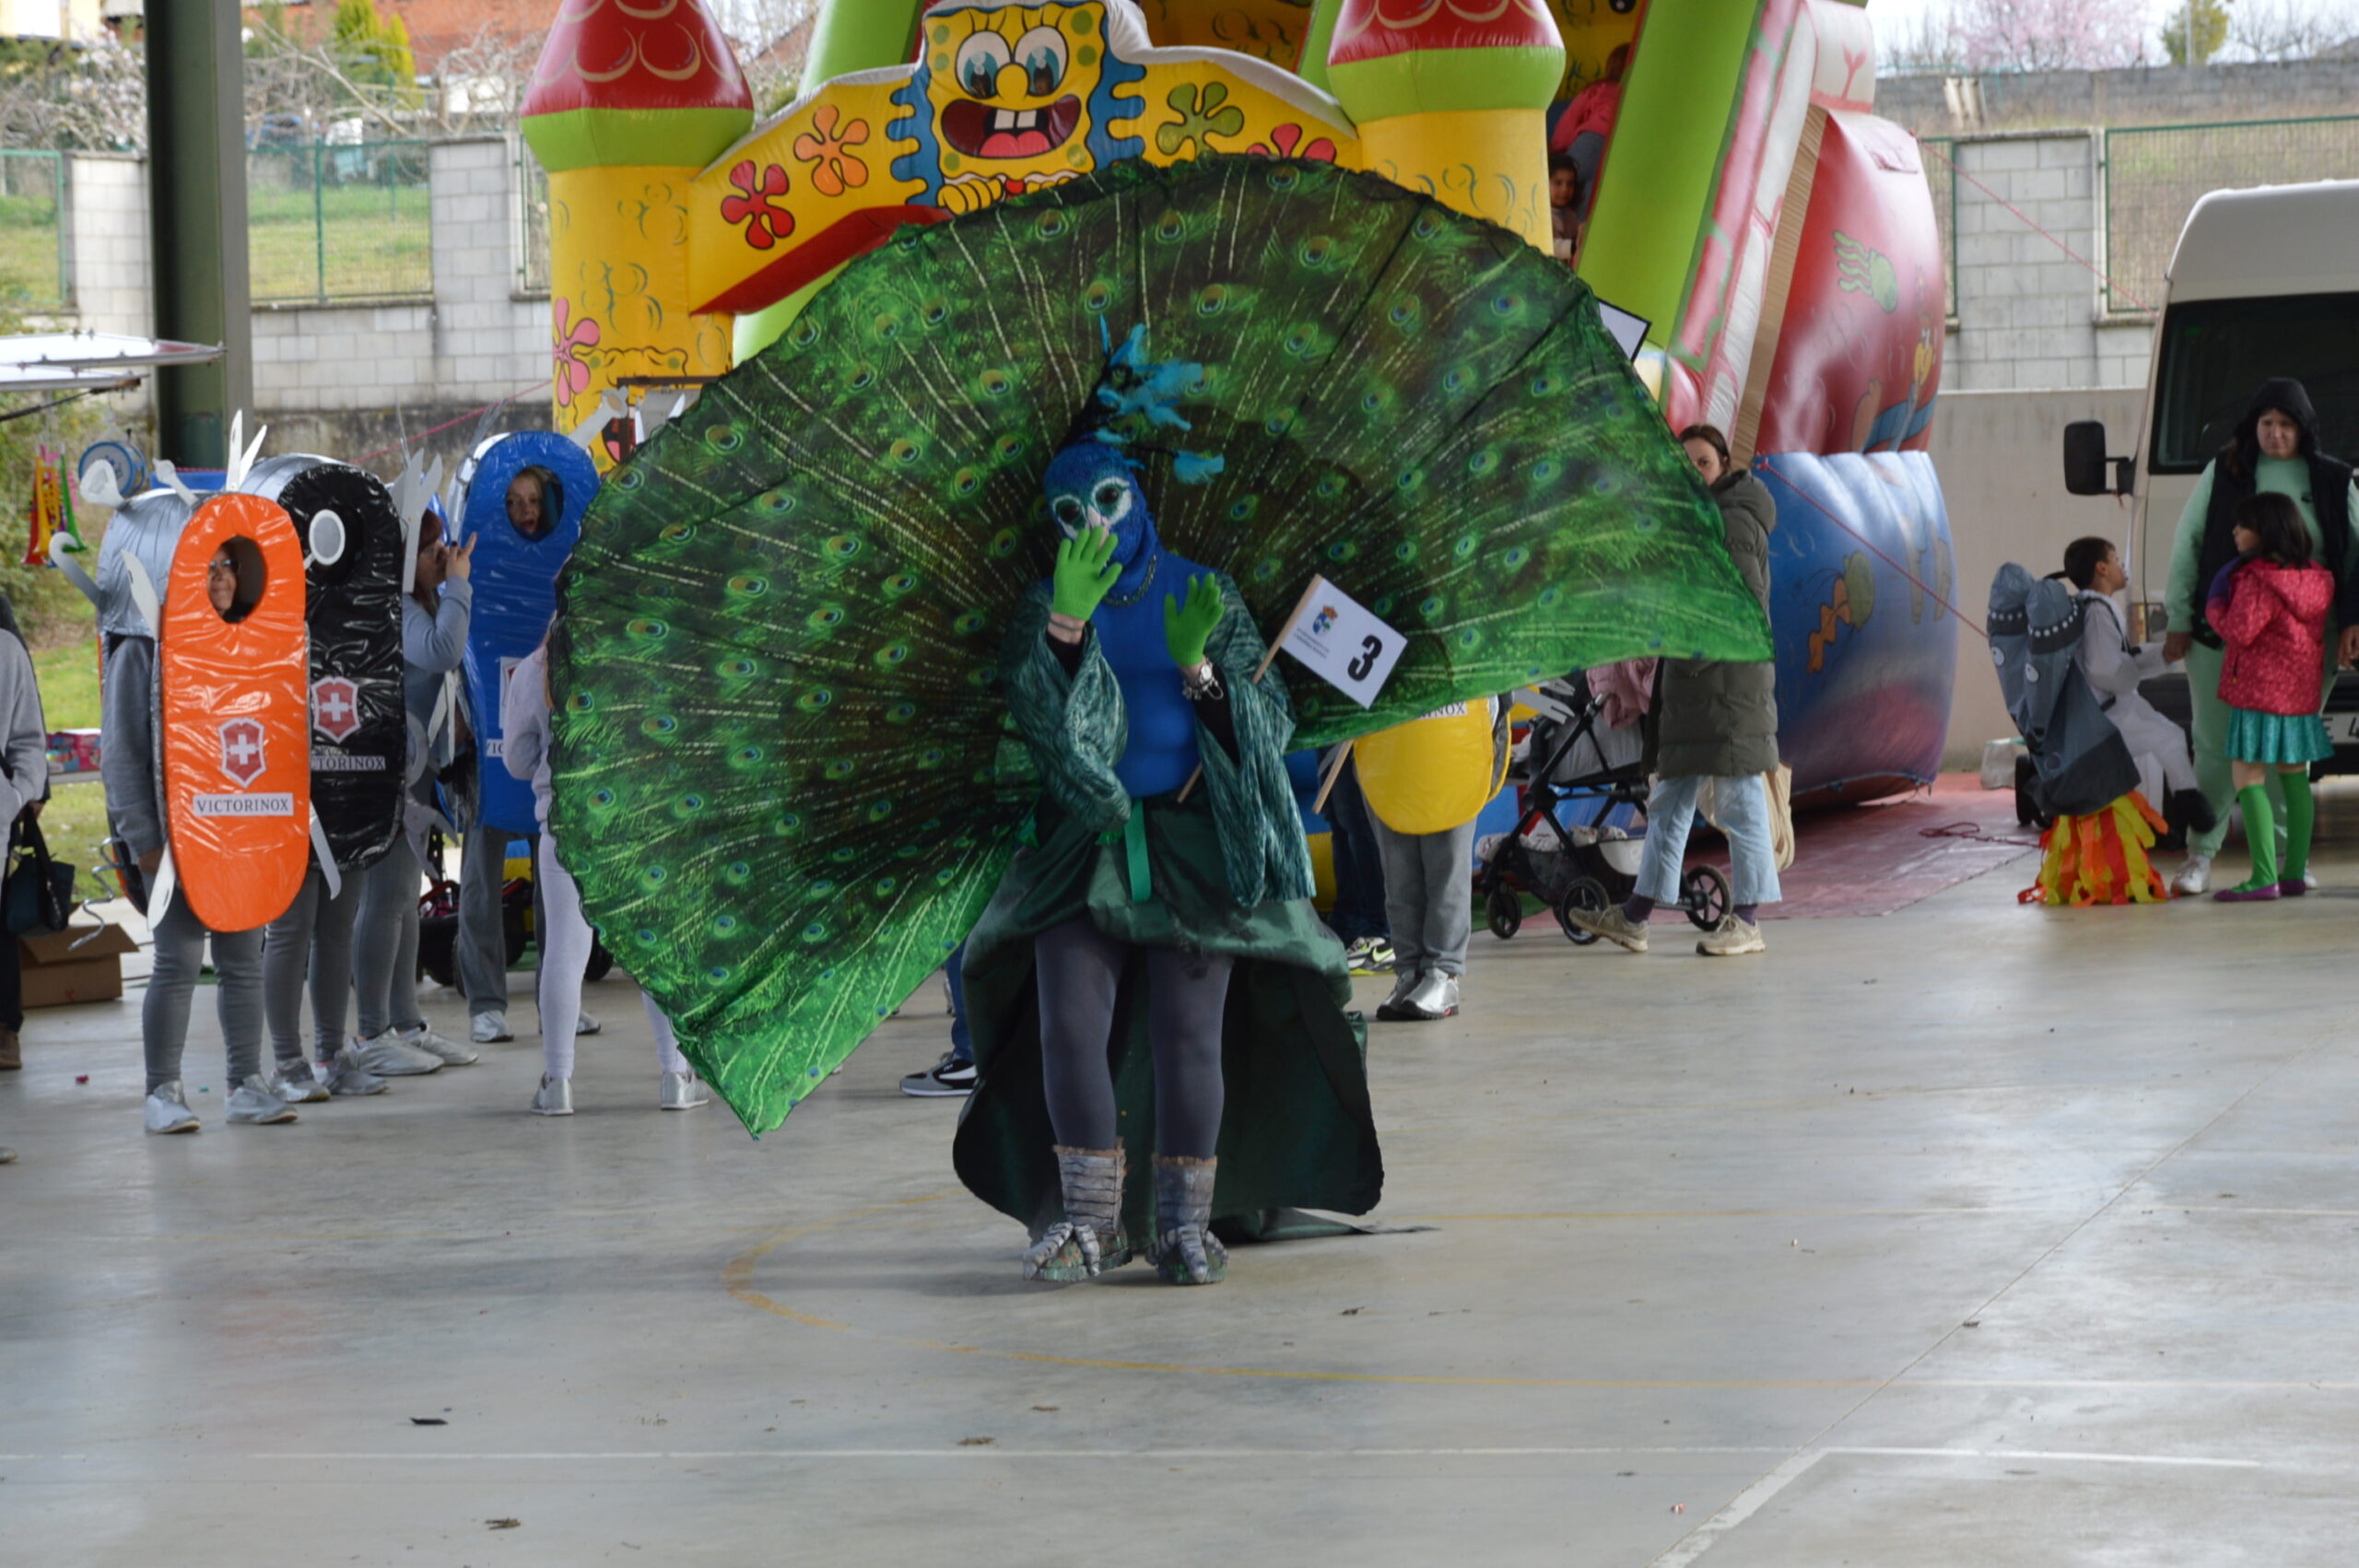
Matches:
[928,5,1102,186]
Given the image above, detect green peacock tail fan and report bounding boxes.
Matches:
[549,154,1768,1135]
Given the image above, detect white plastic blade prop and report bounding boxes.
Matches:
[146,846,177,925]
[308,808,343,900]
[49,536,100,606]
[153,461,196,504]
[224,417,267,491]
[567,387,627,451]
[76,460,123,510]
[122,553,163,638]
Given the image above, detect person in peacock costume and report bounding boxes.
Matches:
[547,156,1773,1283]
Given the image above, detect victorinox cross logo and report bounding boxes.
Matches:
[218,719,268,787]
[312,676,360,743]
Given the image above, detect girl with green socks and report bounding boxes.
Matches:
[2206,493,2335,902]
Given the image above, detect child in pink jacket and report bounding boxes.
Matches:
[2205,492,2335,901]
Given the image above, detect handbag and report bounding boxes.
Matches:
[6,817,76,935]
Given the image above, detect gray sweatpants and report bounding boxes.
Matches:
[351,836,427,1041]
[262,864,362,1066]
[145,897,264,1093]
[457,825,514,1019]
[1369,815,1478,978]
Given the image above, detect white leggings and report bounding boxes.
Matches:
[536,831,686,1080]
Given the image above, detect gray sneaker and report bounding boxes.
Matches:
[660,1070,709,1110]
[530,1074,574,1117]
[318,1047,388,1096]
[470,1011,513,1044]
[348,1033,443,1077]
[395,1025,478,1067]
[1375,970,1423,1021]
[269,1059,331,1104]
[144,1081,201,1135]
[574,1012,603,1036]
[225,1074,299,1125]
[1566,905,1650,953]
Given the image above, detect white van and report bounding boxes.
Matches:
[2064,178,2359,760]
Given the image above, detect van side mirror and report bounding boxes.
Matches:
[2063,421,2131,497]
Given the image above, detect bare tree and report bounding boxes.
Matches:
[1882,0,2153,74]
[0,33,147,152]
[2223,0,2359,59]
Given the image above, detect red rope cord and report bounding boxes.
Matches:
[1751,454,1989,639]
[355,380,554,465]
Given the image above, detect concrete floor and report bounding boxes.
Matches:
[5,816,2357,1567]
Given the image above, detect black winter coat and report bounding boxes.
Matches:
[1654,468,1780,778]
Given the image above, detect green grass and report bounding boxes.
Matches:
[31,640,111,893]
[0,195,63,309]
[248,175,433,301]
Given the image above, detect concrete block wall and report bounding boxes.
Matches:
[1940,130,2155,394]
[1880,59,2359,137]
[63,152,149,338]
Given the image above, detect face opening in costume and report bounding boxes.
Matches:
[1043,442,1151,567]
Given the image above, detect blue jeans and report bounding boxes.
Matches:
[1320,747,1390,942]
[947,941,972,1066]
[1637,773,1782,908]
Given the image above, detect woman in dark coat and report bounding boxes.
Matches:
[1567,423,1782,956]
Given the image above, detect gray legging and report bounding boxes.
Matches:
[351,835,428,1041]
[261,864,361,1067]
[456,825,514,1019]
[1035,918,1230,1160]
[145,896,264,1093]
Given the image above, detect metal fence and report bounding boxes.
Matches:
[0,149,68,310]
[247,138,434,304]
[516,137,551,296]
[1918,135,1958,322]
[2103,115,2359,315]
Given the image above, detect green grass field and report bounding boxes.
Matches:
[33,641,112,893]
[248,173,432,301]
[0,193,65,309]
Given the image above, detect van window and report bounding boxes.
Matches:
[2150,291,2359,474]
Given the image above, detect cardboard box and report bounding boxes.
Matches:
[19,922,136,1009]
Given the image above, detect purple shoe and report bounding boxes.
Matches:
[2279,879,2309,897]
[2214,883,2282,903]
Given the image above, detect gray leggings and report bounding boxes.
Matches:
[1035,918,1230,1160]
[261,864,361,1066]
[350,836,426,1041]
[145,896,264,1093]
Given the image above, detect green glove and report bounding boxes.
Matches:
[1050,527,1121,620]
[1163,572,1223,669]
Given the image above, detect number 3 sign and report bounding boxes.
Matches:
[1281,575,1405,708]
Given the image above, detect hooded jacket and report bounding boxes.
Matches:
[2209,556,2334,717]
[2190,378,2354,647]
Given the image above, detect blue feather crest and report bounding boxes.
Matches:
[1067,322,1223,482]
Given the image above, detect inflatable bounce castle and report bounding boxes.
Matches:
[521,0,1954,801]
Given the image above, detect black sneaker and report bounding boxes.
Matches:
[899,1052,977,1097]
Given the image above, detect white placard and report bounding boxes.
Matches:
[1594,297,1650,361]
[1280,575,1406,710]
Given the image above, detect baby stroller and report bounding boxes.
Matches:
[1474,674,1733,944]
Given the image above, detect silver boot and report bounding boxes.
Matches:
[1401,970,1460,1020]
[143,1080,200,1135]
[1148,1155,1226,1285]
[529,1074,574,1116]
[659,1070,709,1110]
[1021,1143,1130,1281]
[225,1074,299,1125]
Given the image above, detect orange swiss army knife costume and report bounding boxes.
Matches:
[158,494,311,932]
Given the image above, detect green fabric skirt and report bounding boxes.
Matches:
[2225,708,2331,766]
[951,789,1383,1244]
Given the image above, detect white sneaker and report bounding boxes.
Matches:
[348,1032,443,1076]
[575,1012,602,1036]
[144,1081,200,1135]
[660,1070,709,1110]
[470,1011,513,1045]
[318,1047,388,1096]
[1401,970,1461,1020]
[530,1074,574,1116]
[396,1025,478,1066]
[2171,854,2212,896]
[225,1074,299,1125]
[2304,869,2319,891]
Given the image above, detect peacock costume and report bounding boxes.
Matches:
[547,156,1773,1281]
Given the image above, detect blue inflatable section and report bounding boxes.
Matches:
[1753,451,1957,801]
[454,432,597,835]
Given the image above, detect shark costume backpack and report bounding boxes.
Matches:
[1989,564,2167,906]
[238,455,405,875]
[96,488,312,931]
[453,433,595,837]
